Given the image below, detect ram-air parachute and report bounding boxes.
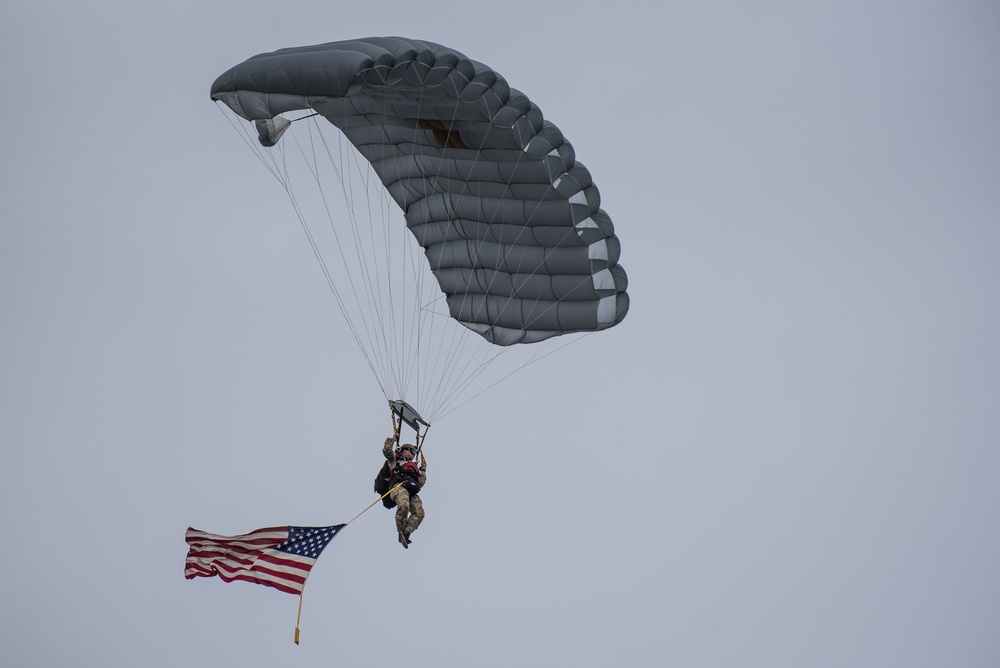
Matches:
[211,37,629,426]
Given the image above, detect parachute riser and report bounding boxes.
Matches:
[389,399,430,462]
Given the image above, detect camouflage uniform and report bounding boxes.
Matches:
[383,437,426,537]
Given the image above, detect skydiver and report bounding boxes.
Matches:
[380,436,426,548]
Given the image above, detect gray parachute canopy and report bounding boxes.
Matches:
[211,36,628,346]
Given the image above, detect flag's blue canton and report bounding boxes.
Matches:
[276,525,345,559]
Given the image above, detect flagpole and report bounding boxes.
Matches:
[294,593,304,644]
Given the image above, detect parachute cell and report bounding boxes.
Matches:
[211,37,628,347]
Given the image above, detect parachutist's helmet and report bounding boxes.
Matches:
[399,444,416,454]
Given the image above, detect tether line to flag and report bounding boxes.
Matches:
[293,483,401,644]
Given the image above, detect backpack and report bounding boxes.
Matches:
[374,462,396,508]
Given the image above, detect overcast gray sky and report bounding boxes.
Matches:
[3,2,999,666]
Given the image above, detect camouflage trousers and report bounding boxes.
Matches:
[389,486,424,534]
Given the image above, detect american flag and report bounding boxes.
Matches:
[185,524,345,595]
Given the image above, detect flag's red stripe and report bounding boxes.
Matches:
[185,548,258,568]
[204,567,303,595]
[185,536,286,550]
[248,564,308,587]
[185,555,308,589]
[226,572,302,595]
[213,561,308,592]
[185,526,288,547]
[257,551,314,570]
